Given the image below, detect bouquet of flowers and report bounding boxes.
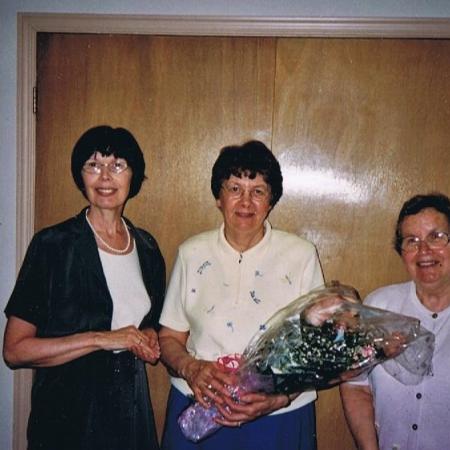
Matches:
[178,282,435,442]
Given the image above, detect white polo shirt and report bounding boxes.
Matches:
[160,221,324,414]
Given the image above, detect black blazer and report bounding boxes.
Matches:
[6,207,165,333]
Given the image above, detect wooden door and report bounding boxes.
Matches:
[36,33,450,449]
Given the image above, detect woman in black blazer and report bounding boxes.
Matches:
[3,125,165,450]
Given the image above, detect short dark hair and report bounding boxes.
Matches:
[211,140,283,208]
[71,125,146,199]
[394,192,450,254]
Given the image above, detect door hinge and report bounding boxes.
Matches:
[33,86,38,114]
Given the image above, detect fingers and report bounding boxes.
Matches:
[141,328,161,355]
[131,348,159,365]
[101,326,159,364]
[130,330,149,350]
[215,416,244,428]
[219,392,281,422]
[131,344,159,364]
[131,328,162,363]
[214,402,249,428]
[115,325,148,348]
[184,361,232,406]
[97,327,141,351]
[201,380,230,406]
[196,378,219,406]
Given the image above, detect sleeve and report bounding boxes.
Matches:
[158,248,190,332]
[4,233,49,328]
[299,245,325,295]
[363,289,390,310]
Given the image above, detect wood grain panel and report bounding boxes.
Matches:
[271,38,450,450]
[36,34,450,449]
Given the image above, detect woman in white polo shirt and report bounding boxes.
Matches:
[159,141,324,450]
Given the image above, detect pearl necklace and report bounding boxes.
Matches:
[85,209,131,254]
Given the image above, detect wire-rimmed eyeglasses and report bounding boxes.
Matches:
[82,159,128,175]
[400,231,450,253]
[221,183,270,201]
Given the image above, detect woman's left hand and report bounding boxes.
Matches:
[131,328,160,364]
[214,391,293,427]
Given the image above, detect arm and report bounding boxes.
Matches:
[339,383,379,450]
[3,315,155,369]
[157,251,233,404]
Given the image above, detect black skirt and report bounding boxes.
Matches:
[28,351,160,450]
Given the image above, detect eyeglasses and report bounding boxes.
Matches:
[221,183,270,201]
[400,231,450,253]
[83,159,128,175]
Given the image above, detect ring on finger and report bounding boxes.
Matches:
[207,384,212,389]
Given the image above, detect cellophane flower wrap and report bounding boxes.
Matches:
[178,282,435,442]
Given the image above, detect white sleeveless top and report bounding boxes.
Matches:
[99,243,151,330]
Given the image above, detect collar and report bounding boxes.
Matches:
[217,220,272,260]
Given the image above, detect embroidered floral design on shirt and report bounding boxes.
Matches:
[226,321,234,332]
[206,305,215,314]
[259,324,267,331]
[255,270,263,277]
[250,290,261,304]
[191,288,196,293]
[197,260,211,274]
[284,274,292,285]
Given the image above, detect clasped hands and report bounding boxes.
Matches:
[97,326,160,364]
[182,359,291,428]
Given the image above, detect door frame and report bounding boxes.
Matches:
[15,12,450,450]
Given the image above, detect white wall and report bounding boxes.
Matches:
[1,1,450,449]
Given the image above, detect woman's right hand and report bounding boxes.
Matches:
[181,359,235,407]
[159,326,236,407]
